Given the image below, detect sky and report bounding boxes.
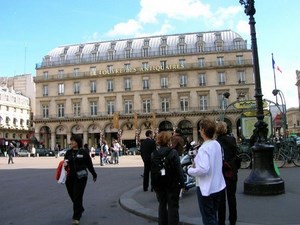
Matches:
[0,0,299,109]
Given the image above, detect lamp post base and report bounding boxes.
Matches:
[244,143,285,195]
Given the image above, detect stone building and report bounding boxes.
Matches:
[0,86,31,151]
[34,30,255,150]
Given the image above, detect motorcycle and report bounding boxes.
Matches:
[180,141,199,193]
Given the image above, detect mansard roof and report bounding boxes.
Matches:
[41,30,247,64]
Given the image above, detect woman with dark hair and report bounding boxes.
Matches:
[216,121,239,225]
[64,134,97,225]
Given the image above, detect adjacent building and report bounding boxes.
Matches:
[34,30,255,150]
[0,86,31,150]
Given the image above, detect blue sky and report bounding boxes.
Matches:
[1,0,299,108]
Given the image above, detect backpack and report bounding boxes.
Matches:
[151,148,173,189]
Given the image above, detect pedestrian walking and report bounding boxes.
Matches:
[216,121,239,225]
[8,143,15,164]
[140,130,156,191]
[64,134,97,225]
[188,118,226,225]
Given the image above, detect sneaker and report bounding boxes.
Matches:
[72,219,80,224]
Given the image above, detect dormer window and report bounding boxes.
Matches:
[179,36,185,43]
[161,37,167,45]
[79,45,84,53]
[63,47,69,54]
[110,42,116,49]
[94,43,99,51]
[144,39,150,46]
[197,34,203,42]
[127,40,132,48]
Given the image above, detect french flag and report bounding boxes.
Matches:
[272,57,282,73]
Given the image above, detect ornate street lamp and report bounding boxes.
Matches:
[239,0,284,195]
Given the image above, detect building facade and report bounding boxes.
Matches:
[0,86,31,151]
[34,30,255,150]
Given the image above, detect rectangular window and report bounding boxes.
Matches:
[198,58,205,68]
[142,48,149,57]
[90,101,97,116]
[107,80,114,92]
[197,44,204,52]
[124,78,131,91]
[124,100,133,114]
[218,72,225,85]
[142,99,151,113]
[142,62,149,71]
[180,97,189,111]
[74,82,80,94]
[160,60,167,69]
[161,97,169,112]
[236,55,244,65]
[74,68,80,77]
[57,104,64,117]
[43,85,48,96]
[179,59,185,68]
[43,71,48,79]
[90,66,97,75]
[73,103,81,116]
[124,63,131,72]
[142,77,150,90]
[125,49,131,59]
[107,65,113,73]
[218,94,228,110]
[199,95,208,111]
[161,77,168,88]
[178,45,185,54]
[42,105,49,118]
[58,83,64,95]
[199,73,206,86]
[179,75,187,87]
[108,51,114,60]
[237,71,246,84]
[107,101,115,115]
[160,46,167,56]
[58,70,64,79]
[217,56,224,66]
[91,53,97,61]
[90,81,97,93]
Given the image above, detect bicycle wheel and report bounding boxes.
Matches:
[273,153,285,168]
[292,151,300,167]
[238,153,251,169]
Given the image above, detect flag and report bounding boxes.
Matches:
[272,56,282,73]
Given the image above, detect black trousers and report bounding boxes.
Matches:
[218,179,237,225]
[66,176,87,220]
[156,186,181,225]
[143,161,151,191]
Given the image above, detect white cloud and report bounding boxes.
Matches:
[106,19,142,37]
[236,20,249,35]
[138,0,212,23]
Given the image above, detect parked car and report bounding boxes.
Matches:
[17,149,30,157]
[127,147,140,155]
[35,148,55,157]
[58,148,69,156]
[296,137,300,147]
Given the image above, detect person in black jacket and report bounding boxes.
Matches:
[140,130,156,191]
[215,122,238,225]
[152,131,185,225]
[64,134,97,225]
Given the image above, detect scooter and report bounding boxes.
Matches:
[180,141,199,192]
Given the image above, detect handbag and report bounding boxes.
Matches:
[76,169,88,179]
[58,166,67,184]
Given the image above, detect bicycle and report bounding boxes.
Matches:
[273,138,300,168]
[237,142,251,169]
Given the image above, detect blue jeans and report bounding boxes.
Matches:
[197,187,223,225]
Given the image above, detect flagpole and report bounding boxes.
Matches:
[272,53,278,104]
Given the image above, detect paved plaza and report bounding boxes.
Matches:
[1,155,300,225]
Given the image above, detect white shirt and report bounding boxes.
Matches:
[188,139,226,196]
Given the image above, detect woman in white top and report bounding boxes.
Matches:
[188,118,226,225]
